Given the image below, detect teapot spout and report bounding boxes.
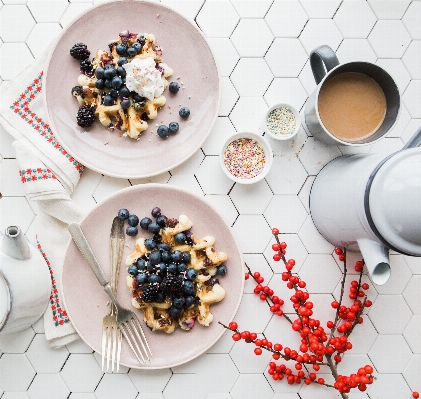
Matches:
[1,226,30,260]
[357,238,391,285]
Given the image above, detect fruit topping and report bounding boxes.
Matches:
[179,107,190,119]
[70,43,90,60]
[76,105,96,127]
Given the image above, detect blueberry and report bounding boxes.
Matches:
[116,66,126,77]
[104,63,114,70]
[169,122,179,134]
[128,265,138,276]
[95,67,105,79]
[181,252,191,264]
[132,42,142,54]
[112,76,123,89]
[104,79,113,89]
[174,233,186,244]
[177,263,187,273]
[158,262,167,273]
[144,238,156,250]
[149,250,162,266]
[169,82,180,94]
[117,57,128,66]
[95,79,105,89]
[179,107,190,118]
[171,250,182,263]
[183,281,196,295]
[132,92,145,103]
[217,265,227,275]
[151,207,161,217]
[109,88,118,99]
[167,263,177,274]
[116,43,127,55]
[173,296,185,308]
[157,125,169,139]
[147,263,155,273]
[158,243,171,252]
[156,215,167,227]
[161,251,171,264]
[185,268,197,281]
[126,226,138,236]
[128,214,139,227]
[156,292,165,302]
[148,222,161,234]
[121,98,131,110]
[136,272,147,284]
[127,47,137,58]
[140,217,152,230]
[148,274,161,284]
[103,94,114,106]
[117,208,130,220]
[169,306,181,317]
[104,68,116,79]
[136,258,146,270]
[184,295,194,307]
[119,86,130,98]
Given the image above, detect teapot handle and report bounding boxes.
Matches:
[403,126,421,149]
[310,45,340,85]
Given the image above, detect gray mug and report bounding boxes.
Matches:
[304,45,400,146]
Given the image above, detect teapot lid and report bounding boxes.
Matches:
[0,272,11,331]
[369,148,421,256]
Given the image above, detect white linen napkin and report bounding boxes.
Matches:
[0,48,86,348]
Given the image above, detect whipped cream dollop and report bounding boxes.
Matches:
[123,57,164,101]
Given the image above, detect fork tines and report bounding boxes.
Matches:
[119,316,152,363]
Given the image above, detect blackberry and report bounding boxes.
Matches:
[71,85,84,98]
[76,105,96,128]
[141,284,159,302]
[70,43,90,60]
[80,59,94,76]
[160,274,183,294]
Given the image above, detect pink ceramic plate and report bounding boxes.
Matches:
[43,0,220,179]
[62,184,244,369]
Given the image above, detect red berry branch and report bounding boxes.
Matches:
[220,227,376,399]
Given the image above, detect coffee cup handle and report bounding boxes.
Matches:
[310,45,340,85]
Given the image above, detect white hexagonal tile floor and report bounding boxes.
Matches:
[2,2,421,398]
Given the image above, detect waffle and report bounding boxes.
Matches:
[72,32,173,139]
[125,215,227,334]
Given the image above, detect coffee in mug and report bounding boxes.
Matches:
[318,72,387,143]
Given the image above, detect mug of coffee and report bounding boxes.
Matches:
[305,45,400,146]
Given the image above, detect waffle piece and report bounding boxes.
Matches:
[125,214,227,333]
[72,31,173,139]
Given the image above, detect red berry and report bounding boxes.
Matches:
[339,254,346,261]
[240,331,250,339]
[358,383,367,392]
[272,243,281,251]
[298,281,306,288]
[280,242,287,249]
[364,365,373,374]
[362,283,369,290]
[318,378,325,385]
[276,309,284,316]
[254,347,262,355]
[250,332,257,340]
[253,272,261,279]
[313,364,320,371]
[232,333,241,341]
[272,228,279,235]
[413,392,420,399]
[229,322,238,330]
[331,301,339,309]
[245,273,249,280]
[260,294,267,301]
[272,353,280,360]
[273,253,281,262]
[327,321,334,329]
[257,277,264,283]
[305,378,311,385]
[365,300,373,307]
[335,248,343,255]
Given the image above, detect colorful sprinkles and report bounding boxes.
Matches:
[267,106,296,136]
[223,138,266,179]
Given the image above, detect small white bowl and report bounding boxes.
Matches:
[263,103,301,141]
[220,132,273,184]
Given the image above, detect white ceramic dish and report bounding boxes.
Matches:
[220,132,273,184]
[263,103,300,141]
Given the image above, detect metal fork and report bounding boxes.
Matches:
[68,223,152,364]
[102,217,124,372]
